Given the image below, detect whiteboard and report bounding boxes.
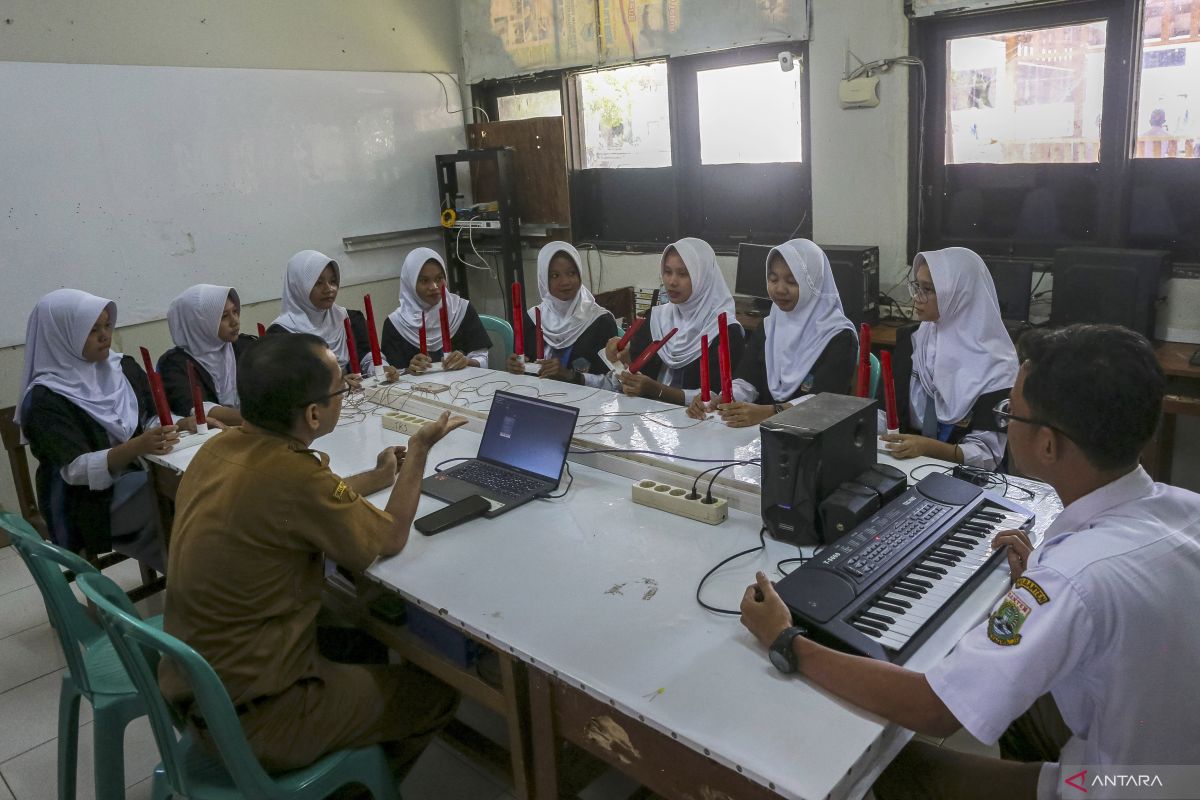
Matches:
[0,62,465,346]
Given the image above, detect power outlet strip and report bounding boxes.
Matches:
[172,426,220,451]
[381,411,431,437]
[631,479,727,525]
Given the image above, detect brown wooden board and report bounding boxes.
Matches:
[467,118,570,229]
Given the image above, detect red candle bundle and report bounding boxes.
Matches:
[256,322,266,338]
[438,281,452,358]
[616,316,644,351]
[881,349,900,431]
[186,361,207,427]
[856,323,872,398]
[363,294,383,367]
[419,312,428,355]
[138,347,173,427]
[511,282,524,357]
[535,307,544,360]
[717,313,733,404]
[699,334,710,403]
[628,327,678,375]
[343,318,360,375]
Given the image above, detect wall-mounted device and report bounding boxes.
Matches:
[838,76,880,109]
[779,51,798,72]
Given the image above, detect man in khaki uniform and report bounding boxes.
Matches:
[160,332,466,773]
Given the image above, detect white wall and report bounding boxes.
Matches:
[0,0,463,516]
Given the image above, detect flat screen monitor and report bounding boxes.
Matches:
[735,243,774,298]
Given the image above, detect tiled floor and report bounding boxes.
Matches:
[0,544,519,800]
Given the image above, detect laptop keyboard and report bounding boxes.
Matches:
[452,462,546,499]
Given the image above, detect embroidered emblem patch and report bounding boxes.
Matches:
[1015,576,1050,605]
[988,590,1031,646]
[333,481,348,500]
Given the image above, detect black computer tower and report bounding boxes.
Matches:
[820,245,880,326]
[1049,247,1171,339]
[760,394,878,547]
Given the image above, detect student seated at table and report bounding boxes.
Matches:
[505,241,618,385]
[686,239,856,426]
[741,324,1200,800]
[159,332,466,776]
[605,237,745,405]
[880,247,1016,470]
[267,249,377,381]
[382,247,492,375]
[16,289,196,571]
[157,284,254,426]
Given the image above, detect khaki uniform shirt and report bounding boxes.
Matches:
[159,427,391,706]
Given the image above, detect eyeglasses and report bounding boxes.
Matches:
[907,280,936,301]
[992,398,1070,439]
[300,379,352,408]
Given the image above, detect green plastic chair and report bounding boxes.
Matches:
[869,352,881,399]
[1,512,159,800]
[478,313,514,365]
[75,572,400,800]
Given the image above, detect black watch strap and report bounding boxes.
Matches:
[769,626,807,674]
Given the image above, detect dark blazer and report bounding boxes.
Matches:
[157,335,257,416]
[521,312,619,376]
[626,307,746,390]
[266,309,371,372]
[892,323,1010,445]
[380,306,492,368]
[21,356,154,554]
[735,326,857,404]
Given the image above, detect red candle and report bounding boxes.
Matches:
[856,323,872,398]
[257,322,266,338]
[628,327,678,375]
[363,294,383,367]
[138,347,173,427]
[882,349,900,431]
[699,334,710,403]
[343,318,360,375]
[419,312,428,355]
[616,316,644,352]
[717,313,733,404]
[438,281,452,359]
[186,361,207,426]
[535,307,544,360]
[511,282,524,358]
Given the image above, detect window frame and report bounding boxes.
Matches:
[474,73,566,122]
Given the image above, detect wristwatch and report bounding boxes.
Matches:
[768,626,808,674]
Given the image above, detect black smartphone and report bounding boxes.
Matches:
[415,495,491,535]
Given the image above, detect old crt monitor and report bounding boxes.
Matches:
[983,258,1034,323]
[1049,247,1170,338]
[821,245,880,326]
[760,394,878,547]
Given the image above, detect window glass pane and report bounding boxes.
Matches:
[696,61,803,165]
[579,62,671,169]
[496,89,562,121]
[1135,0,1200,158]
[945,22,1107,165]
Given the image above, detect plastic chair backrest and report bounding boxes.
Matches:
[77,572,283,800]
[478,314,514,364]
[869,352,881,399]
[0,406,50,539]
[1,513,107,695]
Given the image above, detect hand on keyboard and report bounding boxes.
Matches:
[992,528,1034,580]
[740,571,791,648]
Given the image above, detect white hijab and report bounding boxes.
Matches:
[167,284,240,407]
[530,242,612,351]
[16,289,141,444]
[270,250,350,365]
[387,248,469,351]
[649,238,739,369]
[764,240,857,400]
[911,247,1018,423]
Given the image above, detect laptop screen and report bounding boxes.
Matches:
[477,391,580,482]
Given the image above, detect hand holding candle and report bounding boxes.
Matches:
[343,318,360,375]
[511,282,524,358]
[139,347,174,427]
[628,327,678,374]
[881,349,900,432]
[717,313,733,404]
[186,361,208,432]
[438,281,452,361]
[363,294,383,367]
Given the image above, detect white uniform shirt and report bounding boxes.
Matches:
[925,467,1200,799]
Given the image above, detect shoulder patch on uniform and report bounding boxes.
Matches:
[988,590,1031,646]
[333,481,348,499]
[1015,576,1050,605]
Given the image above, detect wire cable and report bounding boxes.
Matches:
[696,527,768,616]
